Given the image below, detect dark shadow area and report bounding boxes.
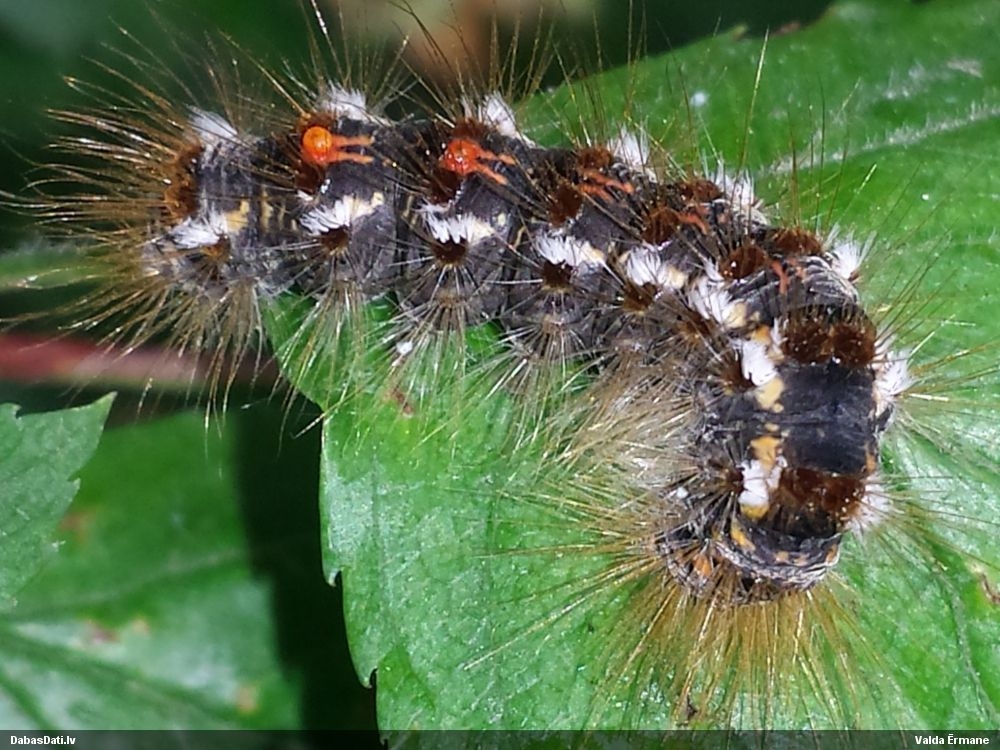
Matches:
[233,402,379,732]
[606,0,834,61]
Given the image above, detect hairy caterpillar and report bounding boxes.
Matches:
[2,0,998,731]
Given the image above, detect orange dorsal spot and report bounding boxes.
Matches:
[789,259,809,283]
[675,210,710,235]
[439,137,514,185]
[301,126,374,168]
[771,260,791,295]
[578,168,635,202]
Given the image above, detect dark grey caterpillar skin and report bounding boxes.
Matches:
[393,115,541,329]
[652,250,890,602]
[289,114,407,298]
[142,113,297,302]
[151,89,909,605]
[500,146,655,362]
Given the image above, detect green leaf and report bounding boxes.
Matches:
[268,0,1000,730]
[0,411,300,729]
[0,396,112,602]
